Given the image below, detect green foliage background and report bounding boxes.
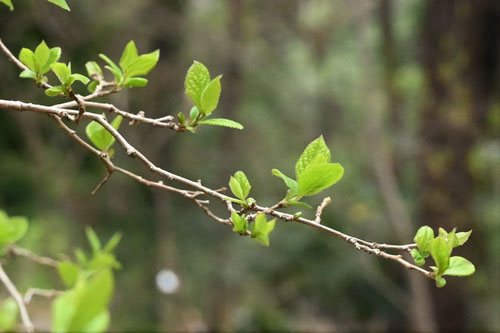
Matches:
[0,0,498,331]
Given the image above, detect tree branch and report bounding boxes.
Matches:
[0,264,34,333]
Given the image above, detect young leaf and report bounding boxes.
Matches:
[41,47,62,74]
[103,233,122,253]
[70,73,90,85]
[231,212,248,233]
[287,200,312,209]
[234,171,251,199]
[443,256,475,276]
[455,230,472,247]
[189,106,200,123]
[122,77,148,88]
[229,171,252,201]
[411,249,425,266]
[85,115,123,151]
[250,214,276,247]
[45,85,64,96]
[19,69,37,79]
[123,50,159,78]
[185,61,210,107]
[0,212,28,249]
[297,163,344,197]
[197,118,243,130]
[34,40,50,73]
[430,237,451,275]
[19,48,36,71]
[99,54,123,83]
[86,227,101,256]
[46,0,70,11]
[295,136,331,178]
[52,269,113,332]
[51,62,71,84]
[200,75,222,115]
[119,41,139,71]
[271,169,298,198]
[0,0,13,11]
[0,298,18,331]
[85,61,103,78]
[58,261,81,288]
[414,226,434,254]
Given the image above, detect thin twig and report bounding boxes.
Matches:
[0,264,34,333]
[24,288,63,304]
[8,245,58,268]
[315,197,332,224]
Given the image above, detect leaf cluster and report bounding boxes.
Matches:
[53,228,121,332]
[178,61,243,132]
[95,41,159,90]
[272,136,344,208]
[411,226,475,287]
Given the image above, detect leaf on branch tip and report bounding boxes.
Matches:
[197,118,243,129]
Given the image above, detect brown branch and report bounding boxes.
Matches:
[24,288,63,304]
[7,245,59,268]
[0,38,433,280]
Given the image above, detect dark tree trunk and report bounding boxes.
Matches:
[419,0,500,331]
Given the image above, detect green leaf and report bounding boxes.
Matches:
[0,298,18,331]
[443,256,475,276]
[19,48,36,71]
[229,175,245,202]
[295,136,331,178]
[70,73,90,85]
[250,214,276,247]
[58,261,81,288]
[34,40,50,73]
[435,276,447,288]
[231,212,248,233]
[85,61,102,78]
[19,69,37,79]
[123,50,159,78]
[51,62,71,84]
[197,118,243,130]
[86,227,101,256]
[103,233,122,253]
[455,230,472,247]
[0,211,28,250]
[185,61,211,107]
[189,106,200,123]
[99,54,122,83]
[414,226,434,253]
[0,0,13,10]
[45,85,64,96]
[177,112,186,126]
[41,47,62,74]
[297,163,344,197]
[287,200,312,209]
[52,269,113,332]
[271,169,298,198]
[122,77,148,88]
[46,0,70,11]
[430,237,451,275]
[234,171,251,199]
[119,41,139,71]
[87,81,98,93]
[85,115,122,151]
[411,249,425,266]
[200,75,222,115]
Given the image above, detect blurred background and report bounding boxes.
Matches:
[0,0,499,332]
